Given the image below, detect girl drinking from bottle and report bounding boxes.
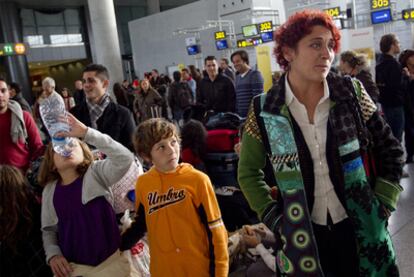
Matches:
[38,113,134,277]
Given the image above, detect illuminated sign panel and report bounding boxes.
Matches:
[258,21,273,33]
[214,31,226,40]
[186,45,200,55]
[371,0,389,10]
[371,9,392,24]
[0,43,27,56]
[237,37,262,48]
[215,39,229,50]
[242,24,258,37]
[402,9,414,20]
[323,7,340,18]
[261,31,273,42]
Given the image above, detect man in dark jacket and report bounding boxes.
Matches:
[197,56,236,113]
[73,80,85,106]
[375,34,404,141]
[9,82,32,112]
[70,64,135,150]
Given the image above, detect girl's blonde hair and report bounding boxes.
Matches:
[37,139,94,186]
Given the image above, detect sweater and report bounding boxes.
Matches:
[235,69,264,117]
[122,163,229,277]
[0,107,43,172]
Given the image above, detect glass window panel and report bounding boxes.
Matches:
[35,11,64,26]
[20,9,36,26]
[24,35,44,46]
[64,9,80,25]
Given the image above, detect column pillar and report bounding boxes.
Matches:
[0,2,33,104]
[86,0,123,98]
[147,0,160,15]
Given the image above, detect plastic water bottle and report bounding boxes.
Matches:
[39,92,74,157]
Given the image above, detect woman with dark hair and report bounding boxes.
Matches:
[399,49,414,163]
[339,50,380,102]
[0,165,52,277]
[180,119,207,172]
[112,82,129,108]
[133,79,164,123]
[238,10,403,277]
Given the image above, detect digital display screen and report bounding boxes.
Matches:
[258,21,273,33]
[371,0,389,10]
[215,39,229,50]
[260,31,273,42]
[402,9,414,20]
[215,31,226,40]
[242,24,258,37]
[371,9,392,24]
[237,37,262,48]
[323,7,340,18]
[186,45,200,55]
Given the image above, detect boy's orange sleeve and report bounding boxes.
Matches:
[199,175,229,277]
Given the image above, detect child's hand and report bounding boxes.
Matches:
[49,255,72,277]
[243,232,261,248]
[55,113,88,139]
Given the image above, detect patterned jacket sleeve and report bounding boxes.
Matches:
[238,103,277,219]
[356,80,404,211]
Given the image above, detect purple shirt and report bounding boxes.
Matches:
[53,177,120,266]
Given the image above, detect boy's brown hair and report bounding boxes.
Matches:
[133,118,180,160]
[37,139,95,186]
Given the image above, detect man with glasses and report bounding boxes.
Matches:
[70,64,135,150]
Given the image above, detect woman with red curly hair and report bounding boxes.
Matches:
[239,10,403,277]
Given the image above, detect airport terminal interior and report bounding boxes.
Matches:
[1,0,414,276]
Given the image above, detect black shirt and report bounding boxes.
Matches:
[196,74,236,113]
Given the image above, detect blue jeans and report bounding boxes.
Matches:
[382,106,405,141]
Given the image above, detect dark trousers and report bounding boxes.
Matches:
[312,218,359,277]
[382,105,405,141]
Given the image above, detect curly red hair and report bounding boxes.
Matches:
[274,10,341,70]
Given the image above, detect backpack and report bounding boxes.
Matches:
[174,82,193,109]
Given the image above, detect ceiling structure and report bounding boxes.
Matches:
[0,0,197,8]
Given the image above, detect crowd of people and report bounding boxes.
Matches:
[0,8,412,277]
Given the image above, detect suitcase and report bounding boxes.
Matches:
[204,152,239,188]
[206,129,240,152]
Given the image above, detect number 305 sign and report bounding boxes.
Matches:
[371,0,389,10]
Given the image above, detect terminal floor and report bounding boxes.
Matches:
[230,163,414,277]
[391,163,414,277]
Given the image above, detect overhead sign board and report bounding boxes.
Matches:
[185,37,197,46]
[0,43,27,56]
[371,9,392,24]
[402,9,414,20]
[371,0,389,10]
[258,21,273,33]
[214,31,226,40]
[237,37,262,48]
[323,7,341,18]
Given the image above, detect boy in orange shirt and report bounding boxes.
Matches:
[121,118,229,277]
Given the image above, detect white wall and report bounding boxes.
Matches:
[129,0,286,77]
[129,0,220,77]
